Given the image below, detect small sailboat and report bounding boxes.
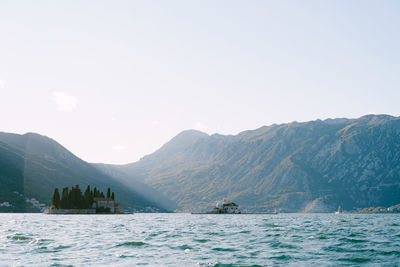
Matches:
[334,206,342,214]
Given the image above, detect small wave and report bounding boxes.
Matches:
[35,238,54,245]
[149,230,168,237]
[54,245,72,250]
[212,263,236,267]
[178,245,192,250]
[214,264,262,267]
[269,255,292,260]
[116,241,146,247]
[239,230,251,234]
[339,237,367,243]
[38,238,53,242]
[112,224,125,228]
[235,255,250,259]
[116,254,135,258]
[250,251,261,257]
[165,234,182,238]
[324,246,376,254]
[270,241,298,249]
[381,250,400,256]
[323,246,349,253]
[206,232,223,236]
[264,233,282,237]
[309,235,328,240]
[348,233,362,237]
[37,248,61,254]
[337,257,371,263]
[194,239,210,243]
[264,223,280,228]
[212,248,237,252]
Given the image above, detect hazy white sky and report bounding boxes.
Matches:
[1,1,399,164]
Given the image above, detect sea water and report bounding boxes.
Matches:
[1,213,400,266]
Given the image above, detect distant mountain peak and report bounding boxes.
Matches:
[161,129,208,149]
[23,132,47,137]
[175,129,209,138]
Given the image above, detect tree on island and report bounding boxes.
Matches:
[51,185,115,210]
[84,185,93,208]
[51,188,60,209]
[60,187,69,209]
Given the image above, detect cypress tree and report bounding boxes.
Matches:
[71,185,82,208]
[111,192,114,201]
[69,186,74,208]
[68,186,74,208]
[93,187,99,198]
[61,187,69,209]
[51,188,61,209]
[84,185,91,208]
[107,187,111,198]
[89,189,94,207]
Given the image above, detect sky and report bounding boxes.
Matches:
[0,1,399,164]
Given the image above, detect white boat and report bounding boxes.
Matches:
[335,206,342,214]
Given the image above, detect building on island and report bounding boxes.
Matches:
[93,197,123,213]
[213,199,241,214]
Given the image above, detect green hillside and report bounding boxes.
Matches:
[0,132,164,212]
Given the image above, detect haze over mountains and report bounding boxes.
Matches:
[1,114,400,213]
[0,132,165,212]
[101,114,400,212]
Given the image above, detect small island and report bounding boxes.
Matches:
[44,185,123,214]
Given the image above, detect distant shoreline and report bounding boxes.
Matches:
[44,208,131,214]
[44,208,96,214]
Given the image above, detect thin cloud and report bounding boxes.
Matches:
[0,80,5,89]
[52,91,78,111]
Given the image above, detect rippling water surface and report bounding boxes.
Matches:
[1,213,400,266]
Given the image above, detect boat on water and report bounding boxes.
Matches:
[335,206,342,214]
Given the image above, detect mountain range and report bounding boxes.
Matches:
[2,114,400,213]
[100,114,400,212]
